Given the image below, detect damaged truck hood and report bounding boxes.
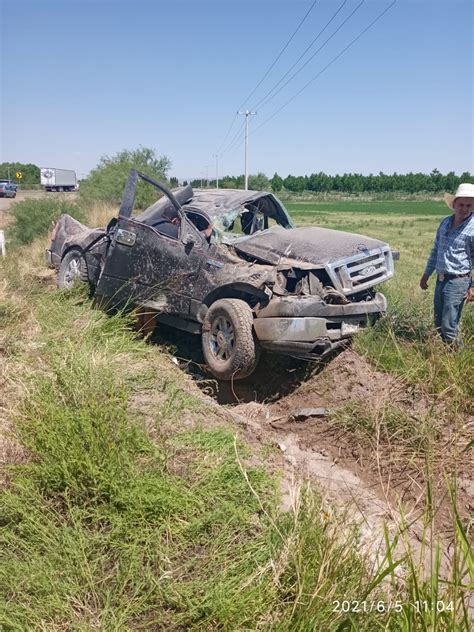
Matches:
[231,226,388,267]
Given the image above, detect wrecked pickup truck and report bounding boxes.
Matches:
[47,169,395,380]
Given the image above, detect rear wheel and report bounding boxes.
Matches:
[57,248,89,289]
[202,299,260,380]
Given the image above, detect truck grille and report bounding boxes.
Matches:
[326,247,394,295]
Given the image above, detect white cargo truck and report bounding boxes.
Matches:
[41,168,77,192]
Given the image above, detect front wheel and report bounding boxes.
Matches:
[57,248,89,289]
[202,298,260,380]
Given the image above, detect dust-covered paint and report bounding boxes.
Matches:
[46,169,397,375]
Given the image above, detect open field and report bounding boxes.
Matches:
[1,195,472,629]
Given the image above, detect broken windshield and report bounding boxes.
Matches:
[211,197,293,244]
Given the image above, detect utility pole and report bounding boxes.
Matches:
[237,110,256,190]
[212,154,219,189]
[205,165,209,188]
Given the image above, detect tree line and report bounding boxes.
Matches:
[0,162,40,186]
[190,169,474,193]
[2,157,473,195]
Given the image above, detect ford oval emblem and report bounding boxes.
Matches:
[360,265,376,277]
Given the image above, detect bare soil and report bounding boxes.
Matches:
[152,327,472,501]
[152,322,472,564]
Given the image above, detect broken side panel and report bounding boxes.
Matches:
[95,217,207,314]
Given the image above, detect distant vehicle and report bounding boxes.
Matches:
[0,180,18,192]
[0,182,16,198]
[40,168,77,192]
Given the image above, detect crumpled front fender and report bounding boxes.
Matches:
[257,292,387,318]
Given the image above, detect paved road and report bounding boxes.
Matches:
[0,189,47,209]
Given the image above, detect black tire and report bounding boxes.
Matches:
[57,249,89,289]
[202,298,260,380]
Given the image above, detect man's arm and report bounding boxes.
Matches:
[466,233,474,302]
[420,222,442,290]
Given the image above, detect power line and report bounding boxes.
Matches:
[252,0,348,111]
[236,0,320,111]
[221,117,246,155]
[247,1,397,141]
[224,129,246,156]
[220,0,364,159]
[216,112,238,155]
[216,0,319,156]
[254,0,365,112]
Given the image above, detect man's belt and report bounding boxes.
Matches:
[438,272,471,281]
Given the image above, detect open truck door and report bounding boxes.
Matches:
[94,170,207,316]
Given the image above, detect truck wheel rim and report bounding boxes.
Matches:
[210,316,235,360]
[64,257,81,286]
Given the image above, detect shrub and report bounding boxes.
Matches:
[79,146,171,209]
[8,198,86,245]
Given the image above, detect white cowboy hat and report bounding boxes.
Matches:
[444,182,474,210]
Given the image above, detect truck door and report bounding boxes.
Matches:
[94,170,213,314]
[95,215,207,315]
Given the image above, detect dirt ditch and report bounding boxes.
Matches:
[2,278,471,575]
[154,324,473,568]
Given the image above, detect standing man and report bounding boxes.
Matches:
[420,183,474,345]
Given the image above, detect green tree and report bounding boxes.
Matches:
[270,172,283,192]
[248,172,270,191]
[0,162,40,187]
[79,147,171,208]
[460,172,474,185]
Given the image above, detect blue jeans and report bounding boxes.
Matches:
[433,276,471,343]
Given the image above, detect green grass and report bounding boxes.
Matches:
[7,197,85,245]
[0,262,393,630]
[2,289,411,630]
[286,199,448,217]
[1,204,472,630]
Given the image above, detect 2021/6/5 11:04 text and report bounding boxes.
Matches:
[332,600,454,614]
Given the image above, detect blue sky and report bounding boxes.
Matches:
[1,0,472,181]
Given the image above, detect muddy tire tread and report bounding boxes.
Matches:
[202,298,259,380]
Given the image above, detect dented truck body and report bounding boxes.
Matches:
[47,169,394,380]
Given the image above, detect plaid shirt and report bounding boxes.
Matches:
[424,213,474,277]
